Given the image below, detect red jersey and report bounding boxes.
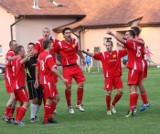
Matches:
[37,51,57,84]
[12,57,26,90]
[94,50,127,78]
[55,38,79,66]
[4,49,15,78]
[35,37,59,61]
[124,40,143,71]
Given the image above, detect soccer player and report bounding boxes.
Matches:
[35,39,67,124]
[131,26,150,111]
[3,40,18,122]
[55,27,86,114]
[12,45,33,126]
[35,27,60,114]
[82,41,127,115]
[85,49,91,73]
[25,42,43,122]
[107,29,143,117]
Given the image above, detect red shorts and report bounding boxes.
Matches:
[42,82,57,99]
[14,88,29,102]
[128,69,142,85]
[63,64,85,86]
[5,76,14,93]
[42,85,58,105]
[104,76,123,90]
[142,60,148,79]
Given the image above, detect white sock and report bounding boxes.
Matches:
[31,103,38,119]
[35,105,40,116]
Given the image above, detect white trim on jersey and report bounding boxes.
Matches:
[58,42,62,49]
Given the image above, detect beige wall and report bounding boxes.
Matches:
[15,18,76,50]
[140,27,160,64]
[79,27,160,64]
[0,7,15,63]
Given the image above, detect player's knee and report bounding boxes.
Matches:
[66,85,71,90]
[78,82,84,88]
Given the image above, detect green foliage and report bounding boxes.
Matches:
[0,67,159,134]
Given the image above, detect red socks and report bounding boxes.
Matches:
[77,87,84,105]
[43,104,52,123]
[141,92,148,104]
[65,89,71,107]
[129,92,139,111]
[51,101,57,114]
[112,93,122,106]
[106,95,111,110]
[16,107,27,122]
[4,106,15,118]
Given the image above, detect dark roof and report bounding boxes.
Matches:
[0,0,85,18]
[58,0,160,30]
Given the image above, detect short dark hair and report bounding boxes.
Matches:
[62,27,72,35]
[14,45,24,55]
[87,49,89,51]
[43,39,51,49]
[106,40,113,46]
[128,30,135,38]
[9,40,16,47]
[131,26,141,36]
[28,42,35,46]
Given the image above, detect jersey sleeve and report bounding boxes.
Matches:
[46,55,57,69]
[93,52,103,60]
[54,42,61,52]
[6,51,14,58]
[34,40,40,54]
[125,40,134,50]
[119,50,127,57]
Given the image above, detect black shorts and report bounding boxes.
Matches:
[27,80,43,100]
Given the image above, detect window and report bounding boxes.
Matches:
[103,37,112,44]
[0,45,2,56]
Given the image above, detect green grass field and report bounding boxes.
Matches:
[0,67,160,134]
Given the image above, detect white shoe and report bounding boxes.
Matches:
[54,109,58,114]
[68,106,74,114]
[76,104,85,112]
[107,110,112,115]
[111,106,117,114]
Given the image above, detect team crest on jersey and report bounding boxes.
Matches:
[72,44,76,48]
[113,54,116,58]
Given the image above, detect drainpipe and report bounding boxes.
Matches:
[10,16,24,40]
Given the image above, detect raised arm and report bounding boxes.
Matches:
[106,29,125,44]
[81,50,94,57]
[131,38,144,45]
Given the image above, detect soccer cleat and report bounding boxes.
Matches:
[111,105,116,114]
[54,109,58,115]
[68,106,75,114]
[30,116,40,123]
[140,103,150,111]
[14,121,25,126]
[43,118,57,125]
[2,116,9,122]
[107,110,112,115]
[76,104,85,112]
[125,111,134,118]
[133,107,137,113]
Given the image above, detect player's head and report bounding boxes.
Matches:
[124,30,135,40]
[131,26,141,36]
[42,27,50,40]
[14,45,25,56]
[43,39,52,51]
[62,27,72,42]
[9,40,17,50]
[27,42,35,52]
[104,40,113,52]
